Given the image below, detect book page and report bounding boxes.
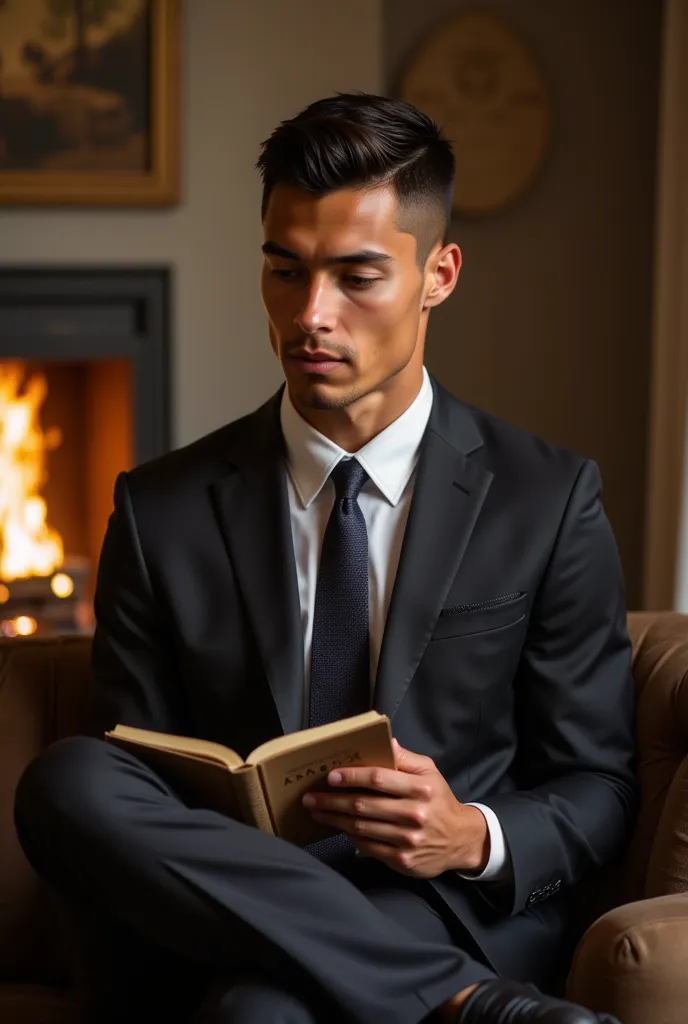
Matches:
[247,710,387,765]
[106,725,245,771]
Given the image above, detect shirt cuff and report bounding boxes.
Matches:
[457,802,512,882]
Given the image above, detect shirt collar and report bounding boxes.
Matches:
[280,366,434,509]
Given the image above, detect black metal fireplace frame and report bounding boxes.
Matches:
[0,267,171,464]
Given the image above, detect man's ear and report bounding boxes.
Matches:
[422,243,462,310]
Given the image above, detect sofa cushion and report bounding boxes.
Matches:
[567,893,688,1024]
[625,614,688,901]
[0,638,91,986]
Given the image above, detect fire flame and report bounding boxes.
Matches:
[0,363,63,580]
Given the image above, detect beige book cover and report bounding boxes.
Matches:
[105,710,394,846]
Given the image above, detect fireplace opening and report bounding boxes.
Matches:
[0,358,133,637]
[0,268,170,638]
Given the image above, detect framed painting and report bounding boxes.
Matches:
[0,0,180,205]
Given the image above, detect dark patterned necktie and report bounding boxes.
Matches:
[306,458,370,865]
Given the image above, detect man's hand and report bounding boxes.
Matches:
[302,738,490,878]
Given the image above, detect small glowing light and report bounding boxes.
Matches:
[51,573,74,598]
[1,620,17,637]
[0,584,9,604]
[15,616,37,636]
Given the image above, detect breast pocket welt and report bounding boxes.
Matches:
[430,591,528,641]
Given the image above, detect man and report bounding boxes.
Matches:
[14,93,636,1024]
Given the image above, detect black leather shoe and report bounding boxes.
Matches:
[456,980,622,1024]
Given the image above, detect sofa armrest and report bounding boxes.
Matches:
[566,894,688,1024]
[624,614,688,901]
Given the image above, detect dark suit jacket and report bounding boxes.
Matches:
[89,376,637,986]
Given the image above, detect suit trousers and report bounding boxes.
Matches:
[13,736,497,1024]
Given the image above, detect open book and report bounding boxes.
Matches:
[105,710,394,846]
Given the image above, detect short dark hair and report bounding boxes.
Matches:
[256,92,455,269]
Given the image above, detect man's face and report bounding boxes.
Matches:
[261,184,431,413]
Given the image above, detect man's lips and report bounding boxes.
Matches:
[289,351,346,374]
[291,349,343,361]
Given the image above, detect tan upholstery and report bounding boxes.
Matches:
[565,613,688,1022]
[2,615,688,1022]
[567,895,688,1024]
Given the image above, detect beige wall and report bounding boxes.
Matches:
[0,1,382,447]
[0,1,662,606]
[384,0,662,609]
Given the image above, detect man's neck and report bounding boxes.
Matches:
[291,375,425,453]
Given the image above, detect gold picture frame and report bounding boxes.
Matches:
[0,0,181,206]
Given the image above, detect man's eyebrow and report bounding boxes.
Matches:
[261,241,394,265]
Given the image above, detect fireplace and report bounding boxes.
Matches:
[0,268,171,638]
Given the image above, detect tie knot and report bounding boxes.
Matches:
[330,458,368,502]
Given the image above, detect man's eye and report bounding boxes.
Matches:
[269,269,378,288]
[346,276,378,288]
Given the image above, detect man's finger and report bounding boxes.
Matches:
[352,838,417,875]
[310,810,408,847]
[327,765,424,796]
[304,793,423,826]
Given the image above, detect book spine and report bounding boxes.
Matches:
[232,764,276,835]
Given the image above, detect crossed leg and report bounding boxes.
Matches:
[195,884,485,1023]
[14,736,496,1024]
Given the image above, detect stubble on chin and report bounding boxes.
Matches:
[297,383,367,412]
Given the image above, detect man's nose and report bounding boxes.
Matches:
[294,277,337,335]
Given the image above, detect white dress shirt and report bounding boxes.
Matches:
[280,366,509,882]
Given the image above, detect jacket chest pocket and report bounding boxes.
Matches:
[429,591,527,641]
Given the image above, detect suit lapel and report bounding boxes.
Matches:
[373,382,493,719]
[210,392,304,736]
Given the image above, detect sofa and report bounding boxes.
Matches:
[1,612,688,1023]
